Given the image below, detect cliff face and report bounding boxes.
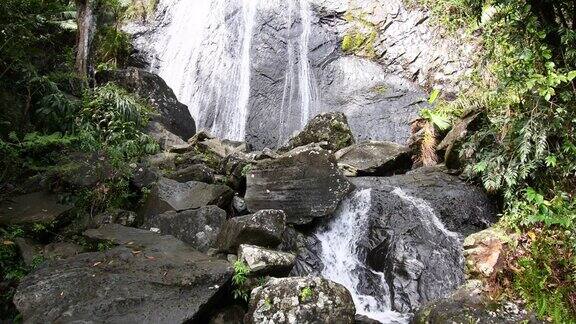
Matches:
[125,0,477,149]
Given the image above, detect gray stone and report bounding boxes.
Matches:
[42,242,83,261]
[245,146,354,225]
[413,282,538,324]
[141,177,234,219]
[0,192,72,226]
[166,163,216,184]
[14,238,43,266]
[238,244,296,276]
[144,206,226,253]
[216,210,286,253]
[15,224,232,323]
[245,276,356,324]
[335,140,412,176]
[280,112,355,152]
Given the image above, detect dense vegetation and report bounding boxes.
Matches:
[0,0,157,319]
[411,0,576,321]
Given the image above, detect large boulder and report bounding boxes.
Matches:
[14,224,232,323]
[144,206,227,253]
[96,68,196,141]
[245,276,356,324]
[244,146,354,225]
[141,177,234,219]
[166,163,216,184]
[216,210,286,253]
[0,192,72,226]
[413,281,537,324]
[351,167,498,235]
[293,168,497,313]
[280,112,355,152]
[238,244,296,276]
[335,141,412,176]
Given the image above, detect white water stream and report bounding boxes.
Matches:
[316,189,410,323]
[147,0,318,141]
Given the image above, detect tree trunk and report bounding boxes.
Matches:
[75,0,96,81]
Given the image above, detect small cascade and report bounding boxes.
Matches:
[316,189,409,323]
[146,0,318,143]
[391,188,461,243]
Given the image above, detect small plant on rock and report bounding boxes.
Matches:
[232,260,250,302]
[299,286,313,302]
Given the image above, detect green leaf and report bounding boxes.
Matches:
[428,89,441,105]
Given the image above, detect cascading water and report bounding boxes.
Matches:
[316,189,410,323]
[316,187,463,322]
[145,0,318,142]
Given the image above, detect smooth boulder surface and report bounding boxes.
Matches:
[351,167,498,235]
[245,277,356,324]
[96,67,195,141]
[0,192,72,226]
[216,210,286,253]
[280,112,355,152]
[335,140,412,176]
[144,206,227,253]
[14,224,232,323]
[245,146,354,225]
[141,177,234,219]
[238,244,296,276]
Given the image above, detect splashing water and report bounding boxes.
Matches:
[316,189,410,323]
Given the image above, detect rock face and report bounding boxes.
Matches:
[15,224,232,323]
[292,168,497,313]
[245,277,356,324]
[413,281,537,324]
[0,192,72,226]
[141,177,233,218]
[96,67,196,141]
[238,244,296,276]
[280,112,355,152]
[245,146,354,225]
[166,163,216,184]
[335,140,412,176]
[464,228,514,279]
[144,206,227,253]
[216,210,286,253]
[352,167,498,235]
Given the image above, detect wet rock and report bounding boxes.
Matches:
[219,152,251,192]
[245,276,356,324]
[15,224,232,323]
[96,68,196,141]
[59,208,139,235]
[464,228,514,279]
[144,206,226,253]
[335,141,412,176]
[141,177,234,219]
[0,192,72,226]
[166,163,216,184]
[238,244,296,276]
[216,210,286,253]
[280,112,355,152]
[245,146,354,225]
[280,227,323,277]
[351,167,498,235]
[15,239,82,266]
[413,281,538,324]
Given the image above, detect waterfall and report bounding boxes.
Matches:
[144,0,318,143]
[316,189,410,323]
[391,188,461,243]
